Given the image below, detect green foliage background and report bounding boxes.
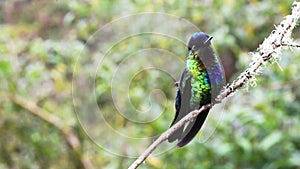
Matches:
[0,0,300,169]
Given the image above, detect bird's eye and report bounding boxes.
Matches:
[188,50,194,56]
[192,45,198,51]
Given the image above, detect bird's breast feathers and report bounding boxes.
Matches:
[186,59,211,104]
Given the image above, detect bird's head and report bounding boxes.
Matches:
[187,32,213,59]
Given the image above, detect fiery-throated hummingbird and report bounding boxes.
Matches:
[168,32,225,147]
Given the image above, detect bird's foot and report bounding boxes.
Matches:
[174,81,179,87]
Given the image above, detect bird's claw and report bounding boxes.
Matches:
[174,81,179,87]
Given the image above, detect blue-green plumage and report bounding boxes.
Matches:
[168,32,225,147]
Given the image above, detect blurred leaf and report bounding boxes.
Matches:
[0,60,11,75]
[146,157,163,169]
[237,136,252,153]
[258,131,282,151]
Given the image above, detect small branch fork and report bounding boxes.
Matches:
[129,2,300,169]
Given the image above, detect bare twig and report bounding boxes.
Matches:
[129,1,300,169]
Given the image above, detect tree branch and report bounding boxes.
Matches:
[4,94,94,169]
[129,1,300,169]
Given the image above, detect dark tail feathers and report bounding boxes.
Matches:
[176,109,210,147]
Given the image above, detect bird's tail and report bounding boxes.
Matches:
[168,123,184,143]
[168,111,184,143]
[176,108,210,147]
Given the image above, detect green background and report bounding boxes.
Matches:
[0,0,300,169]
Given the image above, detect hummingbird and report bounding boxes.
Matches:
[168,32,225,147]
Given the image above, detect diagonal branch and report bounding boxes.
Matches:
[4,94,94,169]
[129,1,300,169]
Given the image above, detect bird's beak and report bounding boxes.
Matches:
[204,36,213,45]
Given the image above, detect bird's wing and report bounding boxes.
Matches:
[205,51,226,103]
[168,68,191,142]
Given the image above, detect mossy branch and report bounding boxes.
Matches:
[129,1,300,169]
